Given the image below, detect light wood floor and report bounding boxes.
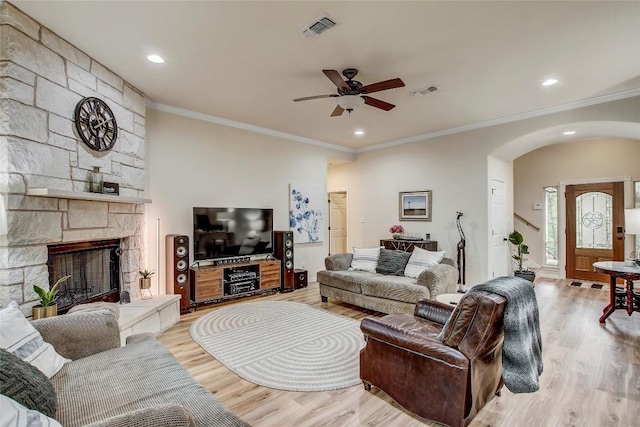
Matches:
[158,279,640,427]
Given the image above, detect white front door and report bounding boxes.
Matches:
[491,179,509,277]
[328,192,347,255]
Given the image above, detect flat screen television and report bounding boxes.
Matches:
[193,207,274,261]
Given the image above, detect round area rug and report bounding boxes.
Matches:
[189,301,365,392]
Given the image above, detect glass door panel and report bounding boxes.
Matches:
[575,192,612,250]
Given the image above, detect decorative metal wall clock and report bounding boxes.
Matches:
[74,97,118,152]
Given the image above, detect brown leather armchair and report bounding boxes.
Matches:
[360,291,506,427]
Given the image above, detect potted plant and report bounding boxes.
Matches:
[32,275,70,319]
[508,230,535,282]
[139,269,154,299]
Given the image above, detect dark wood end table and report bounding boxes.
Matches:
[592,261,640,323]
[380,239,437,252]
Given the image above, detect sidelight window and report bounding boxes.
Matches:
[544,186,558,266]
[636,181,640,255]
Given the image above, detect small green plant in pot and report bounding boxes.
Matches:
[139,269,154,299]
[508,230,535,282]
[32,275,70,319]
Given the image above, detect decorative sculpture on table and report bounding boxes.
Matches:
[119,291,131,304]
[456,211,466,292]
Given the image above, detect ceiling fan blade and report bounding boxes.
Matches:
[293,94,338,102]
[331,104,345,117]
[323,70,351,92]
[362,96,395,111]
[361,78,405,94]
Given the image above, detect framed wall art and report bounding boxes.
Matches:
[289,183,324,243]
[399,190,432,221]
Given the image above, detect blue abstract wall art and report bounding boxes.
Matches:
[289,184,324,243]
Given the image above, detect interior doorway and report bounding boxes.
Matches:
[566,182,625,282]
[490,179,509,278]
[328,192,347,255]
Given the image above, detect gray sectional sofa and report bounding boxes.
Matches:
[28,309,248,427]
[318,252,459,314]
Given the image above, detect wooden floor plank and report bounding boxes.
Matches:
[158,279,640,427]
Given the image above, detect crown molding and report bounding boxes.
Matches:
[146,101,355,153]
[147,88,640,155]
[356,88,640,153]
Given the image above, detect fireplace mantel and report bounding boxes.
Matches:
[26,188,152,204]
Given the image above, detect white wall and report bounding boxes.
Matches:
[328,96,640,286]
[145,96,639,290]
[145,108,353,292]
[329,131,491,284]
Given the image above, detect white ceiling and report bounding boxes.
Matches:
[12,1,640,151]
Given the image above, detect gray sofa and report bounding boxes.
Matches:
[318,253,458,314]
[29,310,249,427]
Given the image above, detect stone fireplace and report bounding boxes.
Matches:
[0,3,149,315]
[0,194,147,314]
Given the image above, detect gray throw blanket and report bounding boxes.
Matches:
[472,276,543,393]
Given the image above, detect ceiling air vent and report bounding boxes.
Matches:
[302,15,337,38]
[410,85,440,97]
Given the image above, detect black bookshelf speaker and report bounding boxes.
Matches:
[294,269,308,289]
[273,230,294,292]
[166,234,190,313]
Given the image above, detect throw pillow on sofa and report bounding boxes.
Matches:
[404,247,446,278]
[1,394,62,427]
[349,247,383,273]
[376,249,411,276]
[0,348,57,418]
[0,301,69,378]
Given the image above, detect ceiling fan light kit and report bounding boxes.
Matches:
[294,68,405,117]
[337,95,365,112]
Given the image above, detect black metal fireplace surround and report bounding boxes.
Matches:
[47,239,121,313]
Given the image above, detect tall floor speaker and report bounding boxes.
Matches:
[273,230,294,292]
[166,234,191,313]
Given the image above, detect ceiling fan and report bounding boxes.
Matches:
[293,68,405,117]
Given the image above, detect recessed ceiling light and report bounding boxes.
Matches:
[354,130,364,135]
[563,131,576,135]
[147,54,164,64]
[542,78,558,86]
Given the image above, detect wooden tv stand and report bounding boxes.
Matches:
[189,259,280,305]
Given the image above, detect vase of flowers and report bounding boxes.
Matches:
[389,225,404,239]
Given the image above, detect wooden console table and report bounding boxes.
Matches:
[592,261,640,323]
[189,259,280,306]
[380,239,437,252]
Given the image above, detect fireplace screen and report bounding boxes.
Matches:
[47,239,121,311]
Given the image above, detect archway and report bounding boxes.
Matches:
[488,121,640,279]
[491,121,640,162]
